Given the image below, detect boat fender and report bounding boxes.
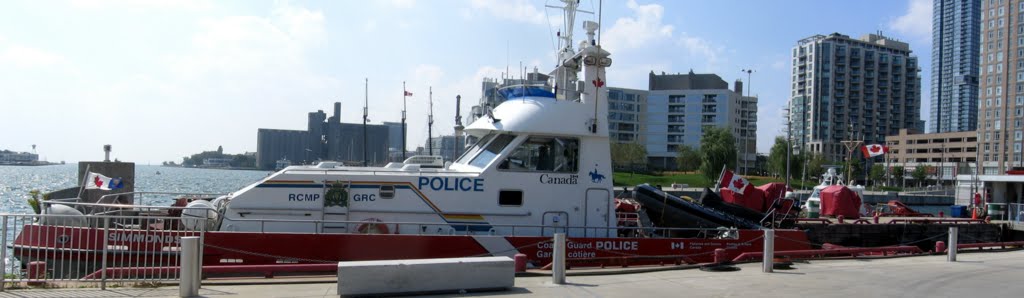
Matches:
[356,218,389,234]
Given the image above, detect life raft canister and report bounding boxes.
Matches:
[356,218,390,234]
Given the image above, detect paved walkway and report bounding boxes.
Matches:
[2,250,1022,297]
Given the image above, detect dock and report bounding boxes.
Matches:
[2,250,1022,297]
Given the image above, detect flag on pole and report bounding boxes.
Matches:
[85,172,123,190]
[720,169,751,195]
[404,90,413,97]
[861,144,889,158]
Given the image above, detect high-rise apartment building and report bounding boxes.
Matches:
[932,0,982,133]
[646,71,757,172]
[790,33,923,162]
[607,87,647,144]
[977,0,1024,174]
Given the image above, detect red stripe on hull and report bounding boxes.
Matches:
[13,225,812,270]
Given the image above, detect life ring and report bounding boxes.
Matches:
[356,218,389,234]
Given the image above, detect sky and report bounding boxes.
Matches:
[0,0,933,164]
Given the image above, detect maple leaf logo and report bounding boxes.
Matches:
[592,77,605,88]
[870,145,881,153]
[732,178,745,189]
[94,176,103,187]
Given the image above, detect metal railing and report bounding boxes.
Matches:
[1,213,210,290]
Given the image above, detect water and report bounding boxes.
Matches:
[0,164,270,272]
[0,164,270,214]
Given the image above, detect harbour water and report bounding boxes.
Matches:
[0,164,270,271]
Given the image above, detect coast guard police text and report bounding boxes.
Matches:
[419,177,484,192]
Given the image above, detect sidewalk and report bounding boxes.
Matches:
[2,250,1022,297]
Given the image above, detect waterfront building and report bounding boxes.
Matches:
[202,157,233,168]
[789,33,923,163]
[931,0,982,133]
[646,71,757,172]
[607,87,647,144]
[885,128,978,184]
[976,0,1024,174]
[255,102,392,170]
[424,135,460,162]
[0,150,39,165]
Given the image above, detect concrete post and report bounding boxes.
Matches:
[101,217,110,290]
[180,237,200,297]
[763,229,774,273]
[552,233,566,284]
[948,227,958,262]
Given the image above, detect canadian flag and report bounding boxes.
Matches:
[861,144,889,158]
[721,170,750,195]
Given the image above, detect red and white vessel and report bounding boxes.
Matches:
[11,0,810,277]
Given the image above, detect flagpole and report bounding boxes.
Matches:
[714,164,727,191]
[363,78,369,166]
[428,87,434,157]
[402,81,407,161]
[75,165,91,200]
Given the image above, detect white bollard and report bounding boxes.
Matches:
[948,226,958,262]
[763,229,774,273]
[552,233,566,284]
[180,236,200,297]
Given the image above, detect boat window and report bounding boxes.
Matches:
[379,185,395,199]
[456,133,496,164]
[498,190,523,206]
[498,136,579,173]
[469,134,516,169]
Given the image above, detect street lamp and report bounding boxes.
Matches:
[741,69,755,175]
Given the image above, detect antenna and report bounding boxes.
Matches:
[428,87,434,157]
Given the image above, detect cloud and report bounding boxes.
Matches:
[602,0,674,52]
[69,0,212,11]
[469,0,547,25]
[0,45,64,68]
[413,64,445,86]
[390,0,416,9]
[675,32,726,72]
[889,0,931,40]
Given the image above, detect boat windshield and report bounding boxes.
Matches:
[455,133,496,164]
[469,134,516,169]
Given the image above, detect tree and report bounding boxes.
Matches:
[698,127,737,183]
[893,166,905,186]
[217,146,224,155]
[805,153,830,182]
[869,164,885,187]
[610,143,647,171]
[767,136,788,178]
[675,145,700,172]
[844,156,864,184]
[911,165,931,187]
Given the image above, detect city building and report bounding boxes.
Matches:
[646,71,757,172]
[931,0,982,133]
[423,135,461,162]
[255,102,392,170]
[976,0,1024,174]
[0,150,39,165]
[607,87,647,144]
[790,33,923,163]
[885,129,978,184]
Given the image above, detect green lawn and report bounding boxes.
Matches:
[613,172,815,189]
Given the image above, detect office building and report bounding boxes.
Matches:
[790,33,923,163]
[646,71,757,172]
[256,102,392,170]
[932,0,982,133]
[885,129,978,184]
